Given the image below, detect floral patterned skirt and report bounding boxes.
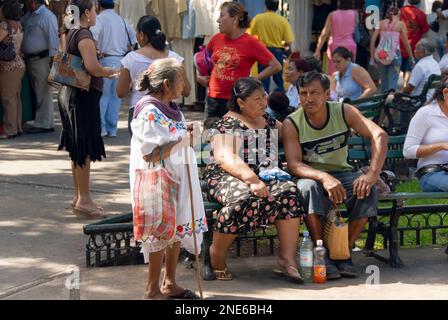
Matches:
[204,164,306,234]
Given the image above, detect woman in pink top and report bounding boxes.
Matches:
[369,6,414,92]
[314,0,357,75]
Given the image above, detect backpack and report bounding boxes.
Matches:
[193,46,213,76]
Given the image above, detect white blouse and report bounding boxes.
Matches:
[130,102,207,261]
[403,102,448,170]
[121,51,184,109]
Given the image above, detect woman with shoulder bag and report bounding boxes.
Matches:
[130,58,206,299]
[369,6,414,92]
[59,0,119,218]
[0,0,24,139]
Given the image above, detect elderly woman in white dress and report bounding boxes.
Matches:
[130,58,207,300]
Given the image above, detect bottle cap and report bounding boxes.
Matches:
[316,240,323,246]
[303,231,309,237]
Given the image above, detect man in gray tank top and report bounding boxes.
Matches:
[282,71,388,280]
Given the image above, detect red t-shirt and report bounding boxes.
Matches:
[207,33,274,100]
[399,5,430,59]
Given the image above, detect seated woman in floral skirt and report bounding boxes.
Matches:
[204,77,306,283]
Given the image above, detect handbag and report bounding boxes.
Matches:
[48,29,91,91]
[353,11,370,49]
[0,21,16,62]
[133,148,179,242]
[57,85,77,146]
[323,207,350,260]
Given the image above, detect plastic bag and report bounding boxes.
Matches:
[374,32,397,66]
[133,164,179,242]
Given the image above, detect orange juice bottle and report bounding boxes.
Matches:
[313,240,327,284]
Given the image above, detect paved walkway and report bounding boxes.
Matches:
[0,104,447,300]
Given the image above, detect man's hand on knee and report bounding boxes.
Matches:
[353,173,377,199]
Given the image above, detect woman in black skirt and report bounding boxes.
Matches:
[58,0,119,218]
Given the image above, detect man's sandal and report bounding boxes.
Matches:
[213,267,233,281]
[272,265,304,284]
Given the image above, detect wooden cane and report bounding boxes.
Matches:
[184,146,204,299]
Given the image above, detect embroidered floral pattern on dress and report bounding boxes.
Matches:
[142,107,187,131]
[176,217,208,239]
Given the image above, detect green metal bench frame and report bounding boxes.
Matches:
[345,91,391,124]
[83,132,448,271]
[384,74,444,135]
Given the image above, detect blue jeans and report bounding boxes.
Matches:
[258,47,285,93]
[378,52,402,92]
[419,171,448,192]
[99,56,122,136]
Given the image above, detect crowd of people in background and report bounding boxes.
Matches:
[1,0,448,300]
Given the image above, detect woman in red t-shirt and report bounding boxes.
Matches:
[198,2,281,120]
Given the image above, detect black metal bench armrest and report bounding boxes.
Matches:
[379,192,448,201]
[388,93,426,112]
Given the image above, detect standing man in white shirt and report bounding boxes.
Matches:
[91,0,137,137]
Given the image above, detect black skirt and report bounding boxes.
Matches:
[58,87,106,167]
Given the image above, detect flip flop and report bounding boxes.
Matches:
[73,206,106,219]
[213,267,233,281]
[168,289,200,300]
[272,265,304,284]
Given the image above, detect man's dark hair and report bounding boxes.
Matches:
[338,0,354,10]
[99,1,114,10]
[0,0,21,21]
[265,0,279,11]
[268,90,289,113]
[408,0,421,6]
[297,71,330,91]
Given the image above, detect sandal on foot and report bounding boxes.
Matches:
[168,289,200,300]
[272,265,304,284]
[73,206,106,219]
[213,267,233,281]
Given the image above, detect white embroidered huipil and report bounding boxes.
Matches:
[130,102,207,262]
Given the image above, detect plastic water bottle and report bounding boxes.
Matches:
[299,231,313,283]
[313,240,327,284]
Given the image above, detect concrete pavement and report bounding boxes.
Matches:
[1,104,447,300]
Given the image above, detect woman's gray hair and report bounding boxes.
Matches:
[137,58,183,94]
[415,38,435,56]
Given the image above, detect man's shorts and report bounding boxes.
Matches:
[296,171,378,222]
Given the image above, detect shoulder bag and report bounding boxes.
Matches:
[0,21,16,62]
[48,29,91,91]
